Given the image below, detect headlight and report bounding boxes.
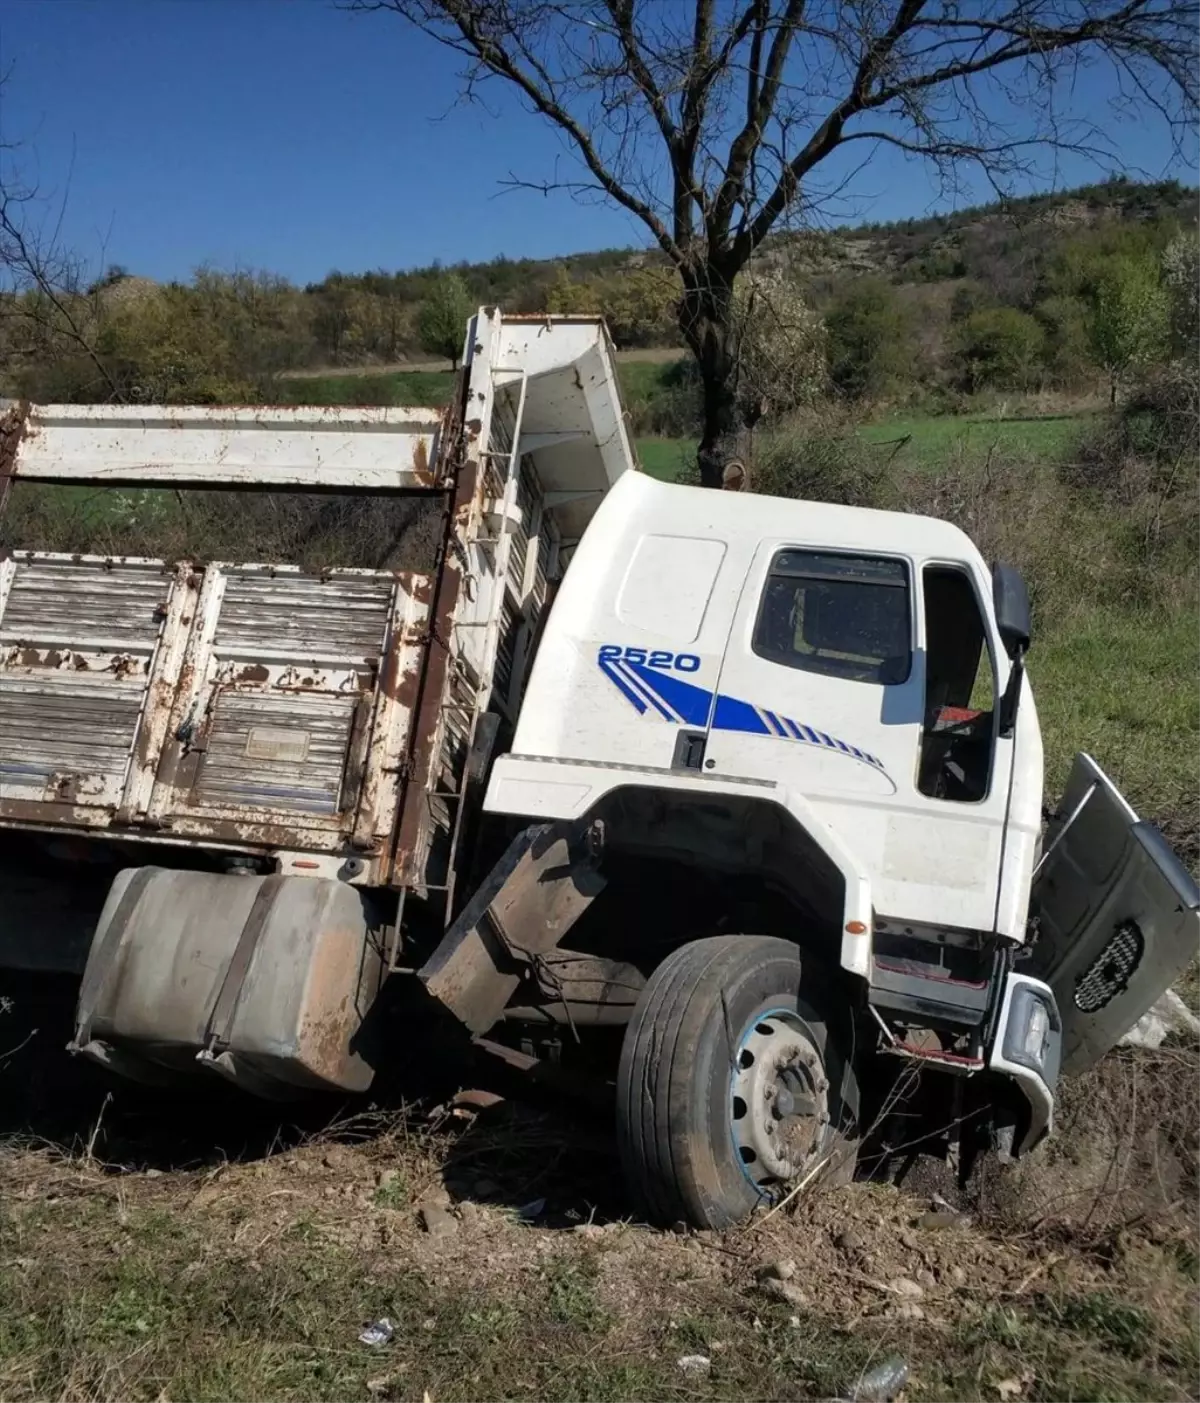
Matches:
[999,983,1062,1086]
[1023,999,1050,1065]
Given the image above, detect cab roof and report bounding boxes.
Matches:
[607,470,988,569]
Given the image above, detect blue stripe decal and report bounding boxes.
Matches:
[624,661,713,727]
[597,647,888,777]
[598,656,651,715]
[713,694,771,735]
[616,659,678,721]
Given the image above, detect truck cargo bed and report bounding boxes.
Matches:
[0,312,636,905]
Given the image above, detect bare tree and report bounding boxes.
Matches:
[349,0,1197,485]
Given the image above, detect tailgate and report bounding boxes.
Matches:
[0,552,432,860]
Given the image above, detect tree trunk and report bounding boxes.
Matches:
[679,260,747,490]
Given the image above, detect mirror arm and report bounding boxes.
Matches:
[999,647,1026,738]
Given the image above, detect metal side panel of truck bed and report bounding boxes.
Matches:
[0,552,432,857]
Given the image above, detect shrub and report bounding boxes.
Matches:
[740,411,890,507]
[1162,230,1199,357]
[1034,294,1093,389]
[954,307,1045,392]
[1065,361,1199,568]
[825,277,913,400]
[732,270,827,425]
[417,272,473,369]
[1086,254,1169,404]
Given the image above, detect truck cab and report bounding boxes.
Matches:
[463,475,1198,1226]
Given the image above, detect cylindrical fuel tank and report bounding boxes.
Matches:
[70,867,387,1096]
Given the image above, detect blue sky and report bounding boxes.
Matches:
[1,0,1194,285]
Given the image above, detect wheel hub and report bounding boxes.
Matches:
[731,1010,829,1184]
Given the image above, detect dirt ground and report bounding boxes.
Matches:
[1,989,1197,1403]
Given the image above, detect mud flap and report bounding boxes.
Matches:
[1028,753,1199,1074]
[418,820,606,1035]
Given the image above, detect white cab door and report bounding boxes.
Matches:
[702,541,1017,932]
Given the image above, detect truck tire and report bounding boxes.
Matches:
[616,935,857,1229]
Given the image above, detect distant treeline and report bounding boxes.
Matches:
[1,176,1194,410]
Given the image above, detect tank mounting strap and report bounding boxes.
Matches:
[203,875,289,1051]
[71,866,158,1052]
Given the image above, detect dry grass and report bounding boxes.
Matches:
[1,1032,1197,1403]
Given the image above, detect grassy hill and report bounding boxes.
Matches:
[297,176,1196,326]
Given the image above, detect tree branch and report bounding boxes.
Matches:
[350,0,682,262]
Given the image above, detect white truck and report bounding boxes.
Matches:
[1,311,1195,1228]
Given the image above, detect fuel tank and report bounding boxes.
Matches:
[70,867,386,1096]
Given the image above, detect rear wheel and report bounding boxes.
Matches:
[616,935,857,1228]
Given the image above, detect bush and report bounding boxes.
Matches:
[740,412,890,507]
[1086,254,1170,403]
[825,277,913,400]
[1034,294,1093,389]
[417,272,473,369]
[1065,361,1199,569]
[954,307,1045,391]
[1162,230,1199,357]
[732,270,827,424]
[618,358,701,437]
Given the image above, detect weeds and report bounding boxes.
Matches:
[1047,1292,1153,1357]
[372,1171,409,1209]
[543,1257,609,1332]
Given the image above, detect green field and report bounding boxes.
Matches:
[635,413,1096,482]
[275,363,693,480]
[858,412,1095,464]
[634,437,692,480]
[275,370,457,408]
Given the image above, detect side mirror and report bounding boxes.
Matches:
[992,562,1031,660]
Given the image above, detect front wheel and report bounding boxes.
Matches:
[616,935,857,1229]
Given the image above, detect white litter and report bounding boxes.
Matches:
[358,1319,395,1347]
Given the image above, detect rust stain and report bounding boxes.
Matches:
[0,399,30,520]
[340,693,373,817]
[0,795,382,873]
[388,456,477,887]
[297,931,359,1084]
[379,630,414,704]
[411,436,434,487]
[236,663,270,683]
[409,572,433,607]
[133,677,177,768]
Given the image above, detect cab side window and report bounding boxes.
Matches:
[753,550,911,685]
[918,566,997,802]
